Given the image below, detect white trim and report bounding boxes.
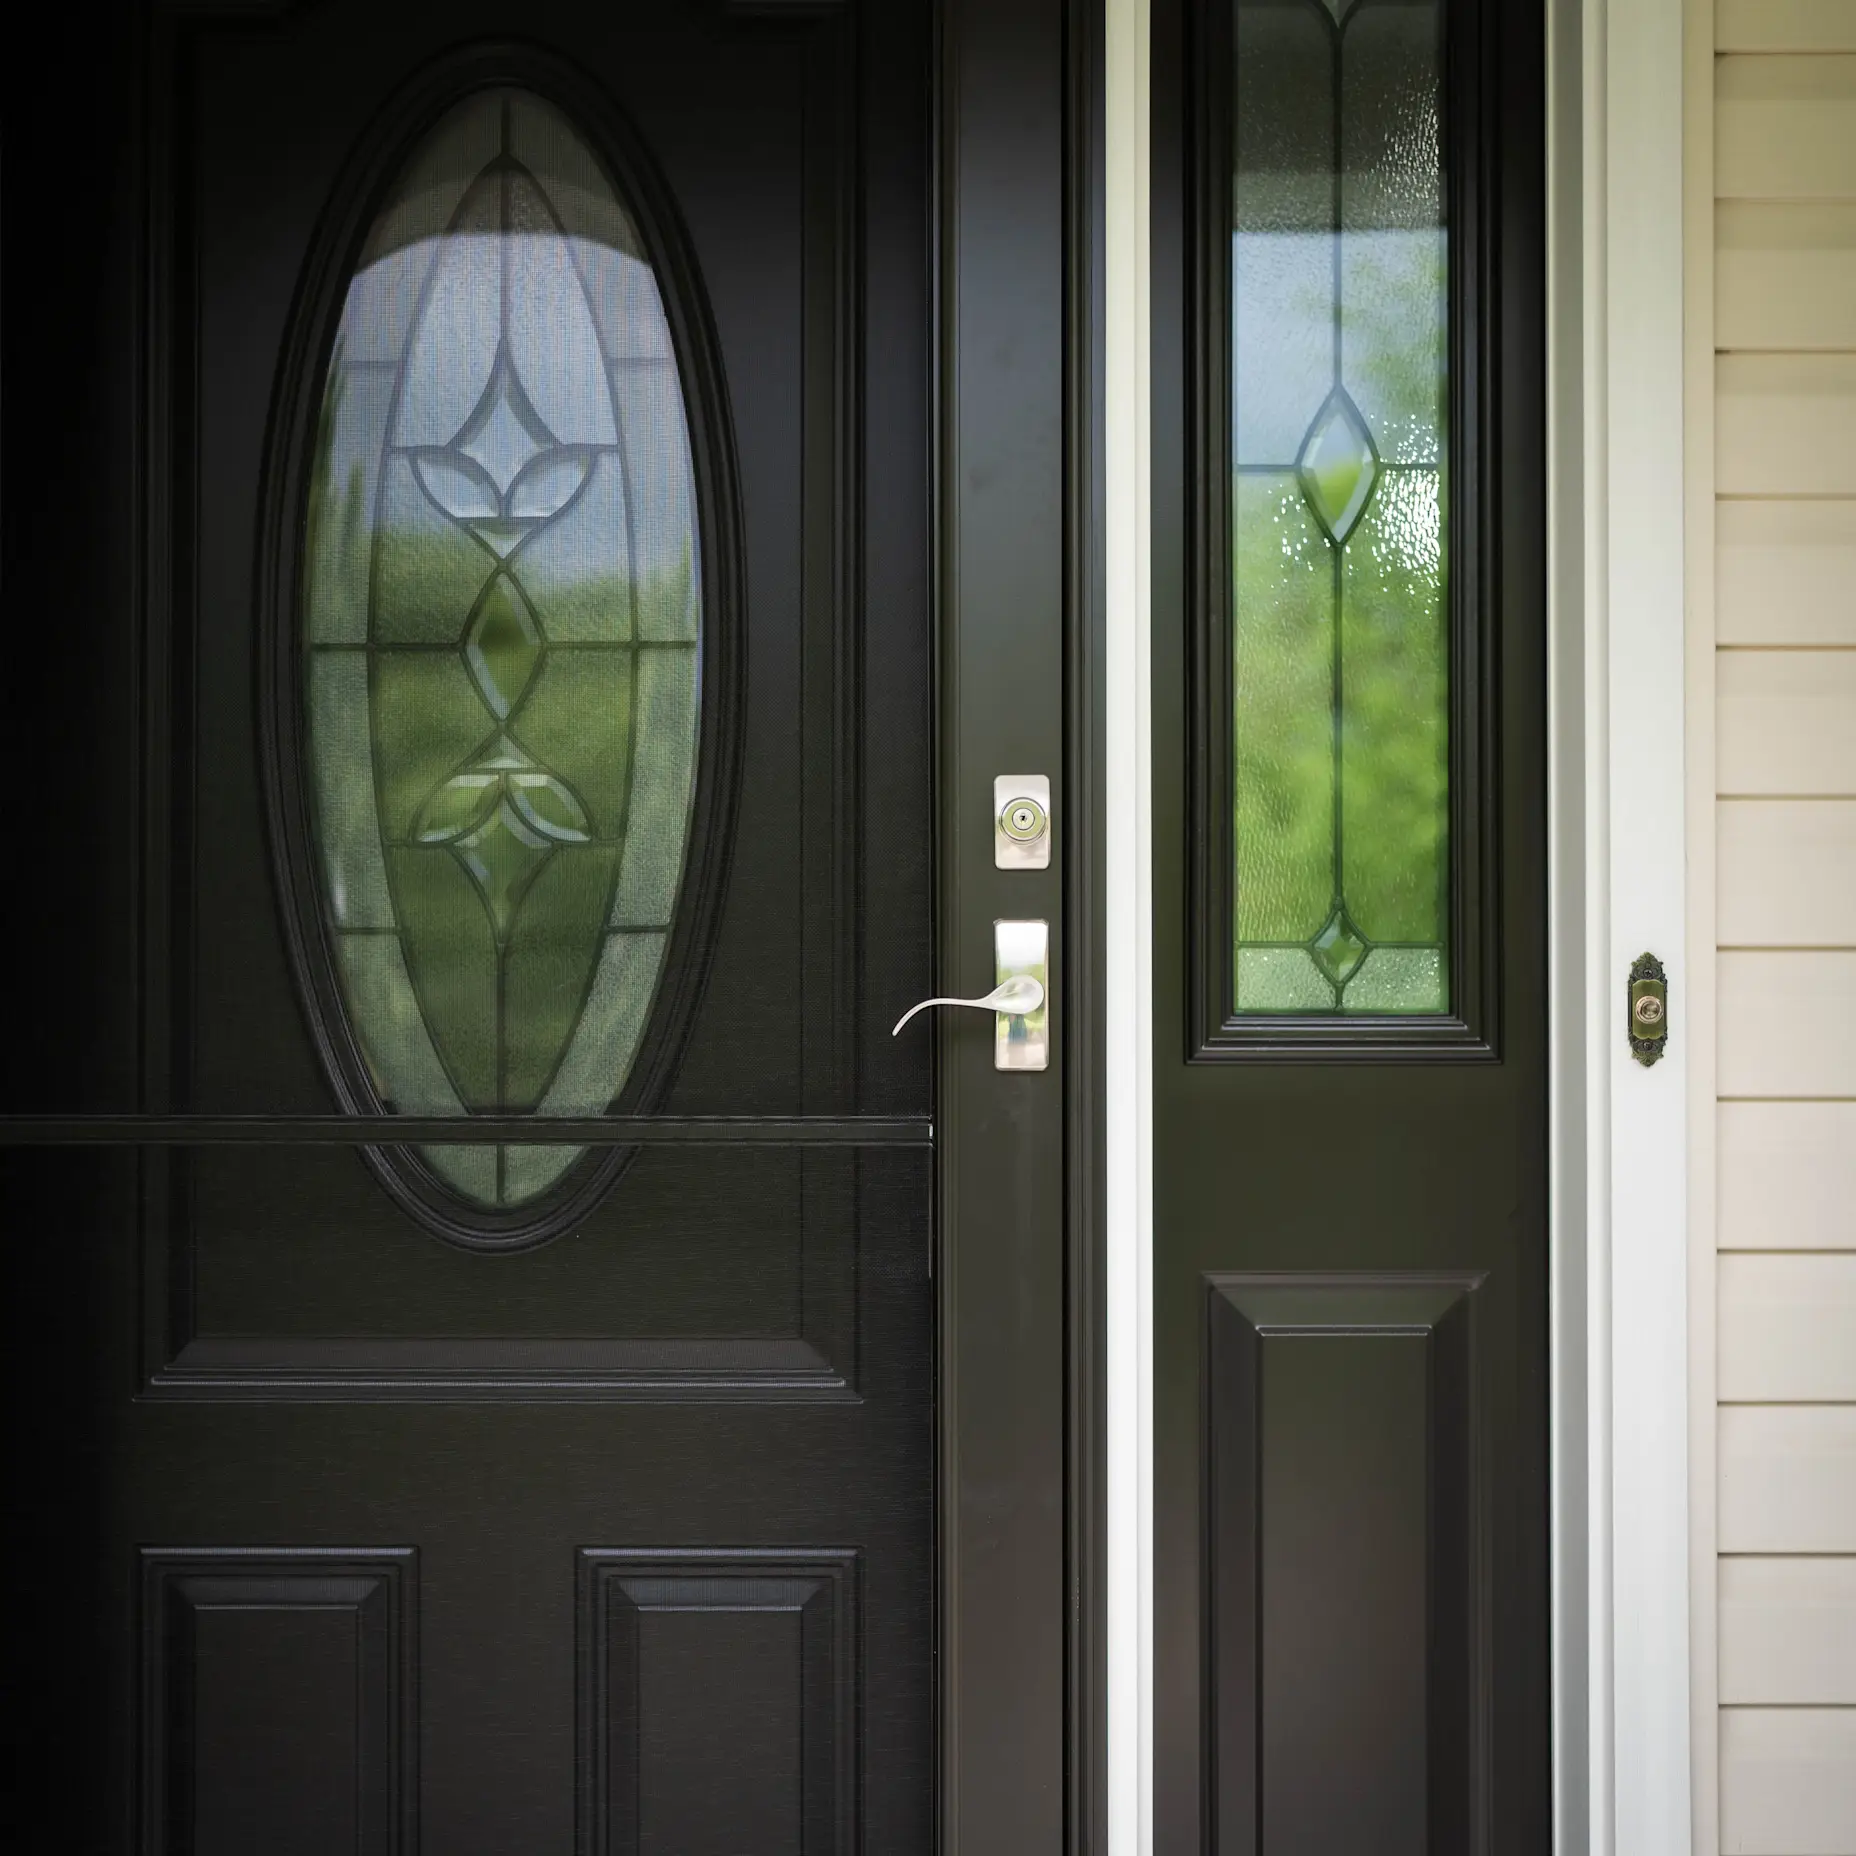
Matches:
[1580,0,1697,1850]
[1681,0,1718,1838]
[1103,0,1153,1852]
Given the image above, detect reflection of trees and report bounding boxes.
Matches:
[303,353,700,1114]
[1233,231,1448,996]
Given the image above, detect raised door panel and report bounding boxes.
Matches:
[133,1142,927,1401]
[578,1550,857,1856]
[1204,1279,1480,1856]
[141,1550,417,1856]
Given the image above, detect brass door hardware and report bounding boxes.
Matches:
[1628,952,1668,1067]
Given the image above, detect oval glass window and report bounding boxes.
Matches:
[294,88,704,1228]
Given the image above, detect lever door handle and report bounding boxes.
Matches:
[891,973,1045,1037]
[890,920,1049,1072]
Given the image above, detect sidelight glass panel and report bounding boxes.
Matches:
[299,89,703,1208]
[1230,0,1448,1015]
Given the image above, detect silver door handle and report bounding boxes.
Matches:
[891,919,1049,1072]
[891,973,1045,1036]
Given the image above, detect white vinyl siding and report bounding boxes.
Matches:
[1710,3,1856,1847]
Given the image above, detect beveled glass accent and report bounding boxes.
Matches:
[1310,909,1368,985]
[1296,390,1379,545]
[1230,0,1447,1015]
[300,88,702,1208]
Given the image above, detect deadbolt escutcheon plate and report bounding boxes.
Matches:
[994,775,1051,870]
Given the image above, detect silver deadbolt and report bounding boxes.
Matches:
[994,775,1051,869]
[1003,798,1047,841]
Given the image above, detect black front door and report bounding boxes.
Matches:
[4,1,1079,1847]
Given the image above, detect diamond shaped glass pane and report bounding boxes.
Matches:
[1310,909,1368,985]
[464,575,543,719]
[1295,390,1379,545]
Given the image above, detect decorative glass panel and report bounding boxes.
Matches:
[1230,0,1447,1014]
[300,89,701,1208]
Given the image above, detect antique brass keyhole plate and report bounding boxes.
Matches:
[1629,953,1669,1067]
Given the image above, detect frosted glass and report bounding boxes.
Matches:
[610,649,698,928]
[1341,3,1445,466]
[300,88,705,1207]
[1232,0,1335,466]
[1233,473,1334,944]
[1339,469,1446,946]
[1230,0,1449,1017]
[1236,947,1335,1012]
[334,934,461,1112]
[515,454,633,642]
[309,653,392,927]
[1345,946,1446,1013]
[541,931,666,1115]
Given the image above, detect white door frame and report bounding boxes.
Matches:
[1100,0,1697,1846]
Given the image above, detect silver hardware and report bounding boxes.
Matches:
[892,918,1050,1072]
[994,775,1051,870]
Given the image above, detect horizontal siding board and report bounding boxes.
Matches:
[1717,0,1856,53]
[1720,1559,1856,1705]
[1719,1254,1856,1400]
[1717,500,1856,646]
[1720,1101,1856,1249]
[1716,204,1856,350]
[1717,55,1856,200]
[1717,356,1856,497]
[1717,652,1856,795]
[1720,952,1856,1096]
[1720,1708,1856,1855]
[1721,1407,1856,1551]
[1718,801,1856,943]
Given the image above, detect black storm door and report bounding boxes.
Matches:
[2,0,1077,1849]
[1151,0,1550,1850]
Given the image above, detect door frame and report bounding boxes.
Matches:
[938,1,1110,1851]
[1097,0,1697,1852]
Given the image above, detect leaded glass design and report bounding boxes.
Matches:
[301,90,701,1208]
[1230,0,1447,1014]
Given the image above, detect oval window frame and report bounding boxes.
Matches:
[258,47,743,1251]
